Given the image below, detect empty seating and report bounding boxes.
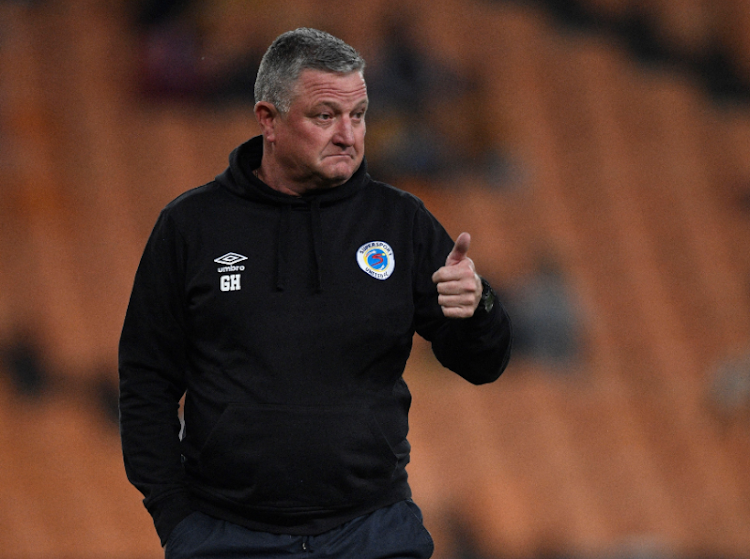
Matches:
[2,0,750,557]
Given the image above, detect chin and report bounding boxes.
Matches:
[324,175,352,188]
[322,165,357,185]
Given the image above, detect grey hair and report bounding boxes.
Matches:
[254,28,366,114]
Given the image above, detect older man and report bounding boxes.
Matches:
[119,27,511,559]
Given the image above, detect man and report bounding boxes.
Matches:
[119,27,512,558]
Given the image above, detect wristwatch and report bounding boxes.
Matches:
[478,278,496,314]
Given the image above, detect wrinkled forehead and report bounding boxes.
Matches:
[291,69,368,107]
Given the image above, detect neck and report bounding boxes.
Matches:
[255,158,342,197]
[254,164,305,197]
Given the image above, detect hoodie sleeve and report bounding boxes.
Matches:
[412,203,512,384]
[118,209,194,545]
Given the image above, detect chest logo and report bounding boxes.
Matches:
[357,241,395,280]
[214,252,247,269]
[214,252,246,292]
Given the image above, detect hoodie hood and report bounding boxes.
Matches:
[214,135,369,292]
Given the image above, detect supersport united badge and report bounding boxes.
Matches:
[356,241,395,280]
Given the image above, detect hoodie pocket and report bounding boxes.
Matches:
[198,404,398,509]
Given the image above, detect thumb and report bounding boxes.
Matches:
[446,232,471,266]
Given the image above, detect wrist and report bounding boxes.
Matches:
[477,278,496,315]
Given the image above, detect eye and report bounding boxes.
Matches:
[318,112,332,121]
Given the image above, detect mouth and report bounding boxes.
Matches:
[325,153,354,159]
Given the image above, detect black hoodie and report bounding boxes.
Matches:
[119,136,512,545]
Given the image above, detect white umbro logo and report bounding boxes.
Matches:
[214,253,247,291]
[214,252,248,266]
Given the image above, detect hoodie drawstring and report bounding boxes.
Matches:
[275,200,324,292]
[276,205,291,291]
[309,198,323,293]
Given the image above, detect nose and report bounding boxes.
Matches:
[332,117,355,147]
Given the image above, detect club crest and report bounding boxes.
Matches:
[357,241,395,280]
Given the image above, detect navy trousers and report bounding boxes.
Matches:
[164,500,434,559]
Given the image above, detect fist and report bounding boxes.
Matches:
[431,232,482,318]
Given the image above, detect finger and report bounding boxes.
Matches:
[432,257,476,285]
[433,267,464,285]
[438,296,477,319]
[445,232,471,266]
[436,275,478,294]
[438,292,477,307]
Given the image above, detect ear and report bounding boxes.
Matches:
[254,101,279,141]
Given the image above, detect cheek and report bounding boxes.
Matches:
[355,126,366,148]
[304,128,333,151]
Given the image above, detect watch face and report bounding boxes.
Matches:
[480,281,495,313]
[483,293,495,313]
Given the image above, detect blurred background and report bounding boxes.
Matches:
[2,0,750,557]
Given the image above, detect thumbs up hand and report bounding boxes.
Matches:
[431,232,483,318]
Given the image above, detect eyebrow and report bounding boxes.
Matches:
[314,99,369,112]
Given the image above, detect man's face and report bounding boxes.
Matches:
[268,69,368,193]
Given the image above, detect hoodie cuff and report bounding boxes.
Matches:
[148,491,194,547]
[463,285,501,331]
[455,287,511,346]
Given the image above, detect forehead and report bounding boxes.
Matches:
[292,69,368,107]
